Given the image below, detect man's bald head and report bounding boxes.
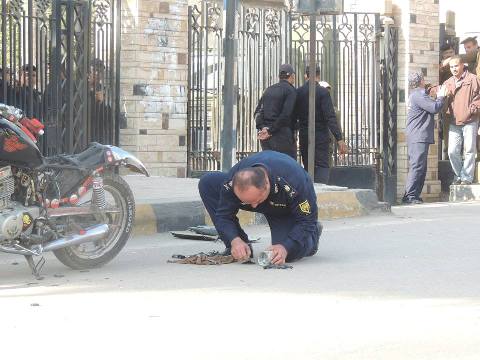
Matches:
[232,167,268,192]
[232,167,270,208]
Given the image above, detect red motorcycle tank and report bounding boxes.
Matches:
[0,117,44,168]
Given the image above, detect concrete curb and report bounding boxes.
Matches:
[133,188,390,235]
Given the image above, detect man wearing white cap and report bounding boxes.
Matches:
[293,65,347,183]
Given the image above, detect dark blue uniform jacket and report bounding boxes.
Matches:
[215,151,318,253]
[294,80,343,142]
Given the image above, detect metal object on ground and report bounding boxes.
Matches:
[257,250,273,267]
[168,251,235,265]
[170,231,218,242]
[263,264,293,270]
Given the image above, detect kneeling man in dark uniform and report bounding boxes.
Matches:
[198,151,321,265]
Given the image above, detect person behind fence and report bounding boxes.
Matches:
[402,72,447,204]
[16,64,42,118]
[444,56,480,185]
[0,68,15,105]
[198,150,321,265]
[293,65,347,184]
[89,59,112,143]
[254,64,297,158]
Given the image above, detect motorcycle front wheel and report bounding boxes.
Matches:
[53,172,135,270]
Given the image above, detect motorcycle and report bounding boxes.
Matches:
[0,103,149,278]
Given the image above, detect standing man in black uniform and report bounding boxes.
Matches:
[294,65,347,183]
[254,64,297,158]
[198,151,321,265]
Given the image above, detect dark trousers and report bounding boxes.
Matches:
[260,127,296,159]
[404,141,429,200]
[198,172,321,262]
[299,130,330,183]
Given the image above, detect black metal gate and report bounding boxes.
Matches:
[1,0,121,155]
[187,1,398,201]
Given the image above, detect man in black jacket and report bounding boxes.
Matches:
[294,66,347,183]
[254,64,297,158]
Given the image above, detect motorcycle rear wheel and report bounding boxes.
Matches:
[53,173,135,270]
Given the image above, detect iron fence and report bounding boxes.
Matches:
[289,12,380,167]
[187,2,387,173]
[0,0,121,156]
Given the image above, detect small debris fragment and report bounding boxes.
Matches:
[53,274,65,278]
[11,262,19,265]
[263,264,293,270]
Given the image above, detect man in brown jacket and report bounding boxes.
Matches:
[444,56,480,185]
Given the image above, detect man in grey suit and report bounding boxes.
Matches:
[402,72,447,204]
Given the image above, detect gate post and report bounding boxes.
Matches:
[380,19,398,205]
[222,0,238,171]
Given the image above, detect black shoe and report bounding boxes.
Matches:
[452,179,462,185]
[461,180,472,185]
[402,198,422,205]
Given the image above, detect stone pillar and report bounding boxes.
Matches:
[390,0,441,202]
[119,0,188,177]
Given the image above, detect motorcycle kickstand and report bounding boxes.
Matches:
[24,255,46,280]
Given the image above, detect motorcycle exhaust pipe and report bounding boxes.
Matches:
[42,224,110,252]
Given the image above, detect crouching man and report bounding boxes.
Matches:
[198,150,321,265]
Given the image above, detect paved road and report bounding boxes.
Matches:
[1,202,480,359]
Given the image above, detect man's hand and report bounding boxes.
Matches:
[231,237,251,261]
[267,244,288,265]
[437,84,448,98]
[257,127,271,141]
[337,140,348,155]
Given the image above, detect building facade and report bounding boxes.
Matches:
[120,0,444,202]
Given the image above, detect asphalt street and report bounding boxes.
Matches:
[1,202,480,359]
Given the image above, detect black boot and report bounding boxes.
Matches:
[309,221,322,256]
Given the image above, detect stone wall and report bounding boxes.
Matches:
[119,0,188,177]
[390,0,441,201]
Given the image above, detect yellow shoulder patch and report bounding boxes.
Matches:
[299,200,311,215]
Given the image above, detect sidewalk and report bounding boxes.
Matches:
[125,175,390,235]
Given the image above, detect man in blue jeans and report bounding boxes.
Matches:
[444,56,480,185]
[198,151,321,264]
[402,72,446,204]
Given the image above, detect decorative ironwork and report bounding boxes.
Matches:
[358,14,375,42]
[36,0,51,20]
[380,25,398,204]
[93,0,111,26]
[207,2,222,30]
[265,9,281,37]
[245,9,259,35]
[9,0,24,19]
